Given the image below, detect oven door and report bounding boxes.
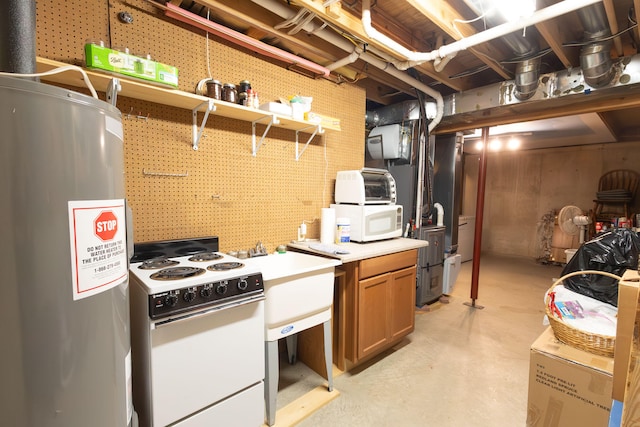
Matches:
[149,298,264,426]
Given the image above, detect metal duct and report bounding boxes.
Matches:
[463,0,540,100]
[0,0,36,73]
[514,58,541,100]
[366,100,438,128]
[439,52,640,126]
[577,3,614,88]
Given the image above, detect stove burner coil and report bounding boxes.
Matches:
[138,257,180,270]
[150,266,206,280]
[188,252,223,262]
[207,262,244,271]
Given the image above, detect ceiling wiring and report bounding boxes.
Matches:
[562,24,639,47]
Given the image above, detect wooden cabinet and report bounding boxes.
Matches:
[357,266,416,360]
[344,249,418,364]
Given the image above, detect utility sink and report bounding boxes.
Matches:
[243,251,341,341]
[245,251,341,426]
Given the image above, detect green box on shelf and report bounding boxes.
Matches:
[84,44,178,88]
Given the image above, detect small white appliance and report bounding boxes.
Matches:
[331,203,403,242]
[333,168,402,242]
[334,168,397,205]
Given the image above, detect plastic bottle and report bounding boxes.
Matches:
[335,217,350,244]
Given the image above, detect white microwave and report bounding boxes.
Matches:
[331,203,403,242]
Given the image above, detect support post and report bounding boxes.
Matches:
[464,127,489,309]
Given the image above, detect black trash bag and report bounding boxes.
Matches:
[560,228,640,307]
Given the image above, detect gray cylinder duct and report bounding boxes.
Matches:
[514,57,541,100]
[577,3,614,88]
[463,0,540,100]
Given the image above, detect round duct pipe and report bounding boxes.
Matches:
[580,41,614,88]
[576,4,614,89]
[514,58,541,100]
[365,110,379,129]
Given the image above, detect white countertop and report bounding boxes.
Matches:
[287,237,428,263]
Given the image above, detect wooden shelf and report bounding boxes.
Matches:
[35,57,339,155]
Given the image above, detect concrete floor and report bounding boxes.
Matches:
[274,253,565,426]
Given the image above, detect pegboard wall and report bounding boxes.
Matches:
[36,0,366,253]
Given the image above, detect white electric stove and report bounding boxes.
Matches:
[128,237,265,427]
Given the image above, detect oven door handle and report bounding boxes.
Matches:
[151,294,265,329]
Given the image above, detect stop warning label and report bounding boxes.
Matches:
[68,200,127,300]
[94,210,118,241]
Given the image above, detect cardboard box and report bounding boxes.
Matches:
[610,269,640,426]
[527,327,613,427]
[84,44,178,88]
[304,112,341,130]
[612,269,639,402]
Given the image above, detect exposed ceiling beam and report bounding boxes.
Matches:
[405,0,511,80]
[435,85,640,134]
[192,0,337,61]
[596,111,621,140]
[356,77,408,106]
[535,20,580,68]
[290,0,467,92]
[602,0,624,57]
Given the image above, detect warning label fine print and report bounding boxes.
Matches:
[68,199,127,300]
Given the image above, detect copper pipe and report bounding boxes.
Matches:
[164,3,330,77]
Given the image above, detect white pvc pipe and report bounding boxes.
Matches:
[358,50,444,133]
[434,202,444,227]
[362,0,603,62]
[325,50,361,71]
[251,0,444,132]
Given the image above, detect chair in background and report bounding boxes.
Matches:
[592,169,639,224]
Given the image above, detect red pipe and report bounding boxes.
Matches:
[165,3,330,77]
[470,127,489,302]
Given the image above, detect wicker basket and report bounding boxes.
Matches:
[545,270,621,357]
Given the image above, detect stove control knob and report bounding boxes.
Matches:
[215,283,228,295]
[184,289,196,303]
[238,279,248,291]
[165,293,178,307]
[200,286,212,298]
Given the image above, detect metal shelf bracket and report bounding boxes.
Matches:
[106,78,121,106]
[295,125,324,160]
[252,114,279,156]
[192,99,216,150]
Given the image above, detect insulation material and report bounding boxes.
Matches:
[36,0,365,252]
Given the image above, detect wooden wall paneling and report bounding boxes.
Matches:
[38,0,366,252]
[36,0,109,63]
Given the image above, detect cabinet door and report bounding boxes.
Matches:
[389,266,416,341]
[357,273,390,359]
